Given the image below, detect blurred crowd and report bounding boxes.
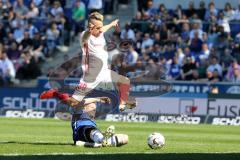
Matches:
[111,0,240,83]
[0,0,119,86]
[1,0,240,86]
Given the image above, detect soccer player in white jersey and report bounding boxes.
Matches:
[40,12,136,111]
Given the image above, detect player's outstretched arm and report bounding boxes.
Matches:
[102,19,119,33]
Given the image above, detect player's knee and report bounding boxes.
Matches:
[119,76,130,84]
[68,97,82,107]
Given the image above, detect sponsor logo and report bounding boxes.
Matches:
[172,85,209,93]
[207,100,240,117]
[2,93,57,110]
[226,86,240,94]
[105,113,148,122]
[5,109,46,118]
[157,115,201,124]
[212,117,240,126]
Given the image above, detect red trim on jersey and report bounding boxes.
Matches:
[83,43,89,74]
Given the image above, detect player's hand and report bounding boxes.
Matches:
[100,97,110,104]
[110,19,119,28]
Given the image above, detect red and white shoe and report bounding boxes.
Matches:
[40,89,57,99]
[119,97,137,112]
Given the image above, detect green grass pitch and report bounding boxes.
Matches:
[0,118,240,160]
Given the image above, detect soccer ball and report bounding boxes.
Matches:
[147,132,165,149]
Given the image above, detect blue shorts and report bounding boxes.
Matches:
[72,119,98,143]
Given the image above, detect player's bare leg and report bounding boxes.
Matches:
[116,75,136,111]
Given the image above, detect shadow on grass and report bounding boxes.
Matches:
[0,141,73,146]
[0,153,240,160]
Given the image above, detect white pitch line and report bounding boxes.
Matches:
[2,151,240,156]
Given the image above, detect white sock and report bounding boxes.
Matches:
[90,130,104,143]
[106,136,117,147]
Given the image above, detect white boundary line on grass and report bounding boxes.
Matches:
[2,151,240,156]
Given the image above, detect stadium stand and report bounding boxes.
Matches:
[114,0,240,82]
[1,0,240,87]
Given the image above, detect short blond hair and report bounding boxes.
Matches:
[88,12,104,22]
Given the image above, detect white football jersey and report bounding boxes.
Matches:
[80,31,108,74]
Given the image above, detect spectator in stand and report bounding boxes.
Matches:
[134,31,142,54]
[160,23,170,42]
[19,31,32,51]
[225,59,240,82]
[13,22,24,43]
[183,46,193,58]
[232,43,240,62]
[153,32,163,46]
[204,2,218,21]
[141,33,154,50]
[11,12,24,29]
[197,0,206,20]
[0,23,7,44]
[235,32,240,44]
[30,32,45,60]
[39,0,50,18]
[0,50,16,85]
[0,1,5,19]
[16,51,41,80]
[143,0,157,18]
[173,4,183,20]
[199,43,210,61]
[7,42,21,63]
[221,48,234,71]
[189,31,203,53]
[168,56,181,80]
[180,22,190,43]
[25,1,39,18]
[175,48,185,66]
[180,56,197,80]
[191,13,202,29]
[207,69,222,82]
[50,1,64,22]
[33,0,43,7]
[1,0,11,9]
[207,56,222,78]
[149,43,160,59]
[123,45,138,66]
[233,4,240,21]
[158,3,167,17]
[175,13,189,25]
[223,2,235,21]
[72,0,86,34]
[46,22,60,54]
[197,58,208,80]
[25,20,38,39]
[185,1,196,18]
[5,32,17,47]
[133,11,142,21]
[202,32,209,44]
[207,23,218,49]
[217,11,231,33]
[120,23,135,41]
[13,0,28,17]
[189,23,203,40]
[88,0,103,13]
[215,26,229,57]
